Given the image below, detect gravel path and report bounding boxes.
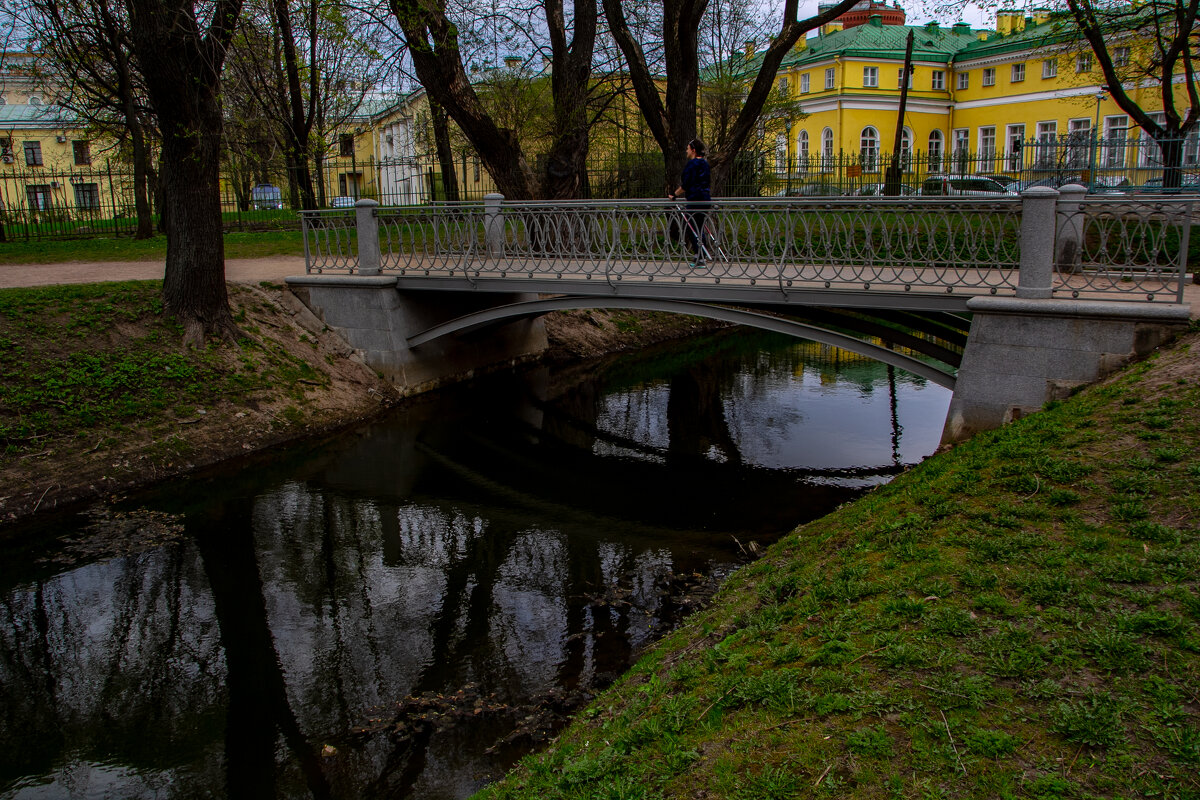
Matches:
[0,256,307,288]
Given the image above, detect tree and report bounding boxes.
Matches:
[25,0,158,238]
[1062,0,1199,190]
[387,0,602,199]
[602,0,861,194]
[125,0,245,343]
[226,0,385,209]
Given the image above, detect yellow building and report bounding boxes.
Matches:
[771,4,1199,191]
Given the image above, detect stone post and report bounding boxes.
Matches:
[356,198,381,276]
[1016,186,1059,299]
[1055,183,1087,275]
[484,193,505,259]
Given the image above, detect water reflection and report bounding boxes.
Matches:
[0,330,952,799]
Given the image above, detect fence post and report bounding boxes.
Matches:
[1055,183,1086,275]
[356,198,381,276]
[1017,186,1059,299]
[484,193,504,259]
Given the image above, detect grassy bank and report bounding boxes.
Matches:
[479,333,1200,799]
[0,230,306,265]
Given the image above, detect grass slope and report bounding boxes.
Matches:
[479,333,1200,800]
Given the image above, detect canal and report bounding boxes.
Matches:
[0,329,952,799]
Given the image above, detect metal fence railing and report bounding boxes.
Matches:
[3,135,1198,241]
[303,192,1194,304]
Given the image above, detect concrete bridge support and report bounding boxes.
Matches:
[286,274,547,394]
[942,297,1190,443]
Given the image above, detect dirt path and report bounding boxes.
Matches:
[0,257,307,288]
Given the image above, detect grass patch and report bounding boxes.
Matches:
[0,230,305,265]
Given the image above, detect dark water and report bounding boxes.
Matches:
[0,330,951,799]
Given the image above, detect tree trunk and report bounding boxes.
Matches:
[430,97,459,201]
[126,0,243,344]
[129,118,154,239]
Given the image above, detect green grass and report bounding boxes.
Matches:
[477,339,1200,799]
[0,281,326,454]
[0,230,307,265]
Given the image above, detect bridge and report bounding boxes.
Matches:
[285,188,1194,441]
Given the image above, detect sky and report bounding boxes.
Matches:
[794,0,997,29]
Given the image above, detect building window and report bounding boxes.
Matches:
[777,77,788,97]
[800,73,810,94]
[1042,58,1057,78]
[775,133,788,175]
[74,182,100,210]
[0,137,11,159]
[1076,53,1092,73]
[26,184,51,210]
[982,67,995,86]
[798,130,810,168]
[27,94,42,105]
[899,128,912,168]
[825,67,835,90]
[860,126,879,170]
[72,140,91,166]
[931,70,944,90]
[1067,118,1092,168]
[928,130,944,172]
[338,134,354,157]
[1103,115,1128,167]
[863,66,878,87]
[1035,121,1058,167]
[1006,124,1025,171]
[956,71,969,90]
[979,126,997,166]
[897,68,911,89]
[22,141,42,166]
[822,127,835,169]
[953,128,970,171]
[1113,47,1130,67]
[1011,62,1026,82]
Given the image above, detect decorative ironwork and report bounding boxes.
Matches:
[299,209,358,273]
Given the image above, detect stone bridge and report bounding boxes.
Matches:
[286,190,1194,441]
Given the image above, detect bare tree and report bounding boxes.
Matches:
[24,0,158,238]
[125,0,245,343]
[1062,0,1199,189]
[386,0,602,199]
[602,0,860,194]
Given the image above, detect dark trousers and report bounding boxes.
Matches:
[684,201,710,256]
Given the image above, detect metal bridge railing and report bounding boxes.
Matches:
[300,189,1193,303]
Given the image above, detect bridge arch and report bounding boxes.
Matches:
[406,295,957,389]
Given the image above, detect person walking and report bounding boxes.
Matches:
[671,139,711,268]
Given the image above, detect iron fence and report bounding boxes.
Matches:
[3,134,1198,241]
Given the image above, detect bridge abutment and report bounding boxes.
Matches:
[942,297,1190,443]
[285,275,547,394]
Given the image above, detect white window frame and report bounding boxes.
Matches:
[928,129,945,172]
[800,73,810,94]
[956,71,969,90]
[979,126,997,167]
[825,67,835,90]
[1035,121,1058,167]
[1076,53,1092,73]
[863,66,878,88]
[982,67,995,87]
[821,127,835,170]
[1103,114,1128,167]
[860,126,879,170]
[931,70,944,90]
[953,128,970,171]
[1113,47,1130,67]
[1041,58,1057,78]
[1006,123,1026,171]
[1011,62,1026,82]
[897,68,912,89]
[1067,118,1092,168]
[798,130,810,170]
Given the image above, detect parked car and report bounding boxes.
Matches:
[920,175,1016,197]
[775,182,841,197]
[331,196,357,208]
[1137,174,1200,194]
[977,173,1018,187]
[250,183,283,210]
[850,182,918,196]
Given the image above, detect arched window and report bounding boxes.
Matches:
[27,95,42,106]
[821,127,835,171]
[775,133,788,175]
[928,130,944,173]
[900,127,913,169]
[797,130,810,172]
[860,126,879,171]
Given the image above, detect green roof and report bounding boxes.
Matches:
[784,20,988,68]
[0,103,75,128]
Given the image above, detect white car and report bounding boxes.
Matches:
[331,196,356,208]
[920,175,1016,197]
